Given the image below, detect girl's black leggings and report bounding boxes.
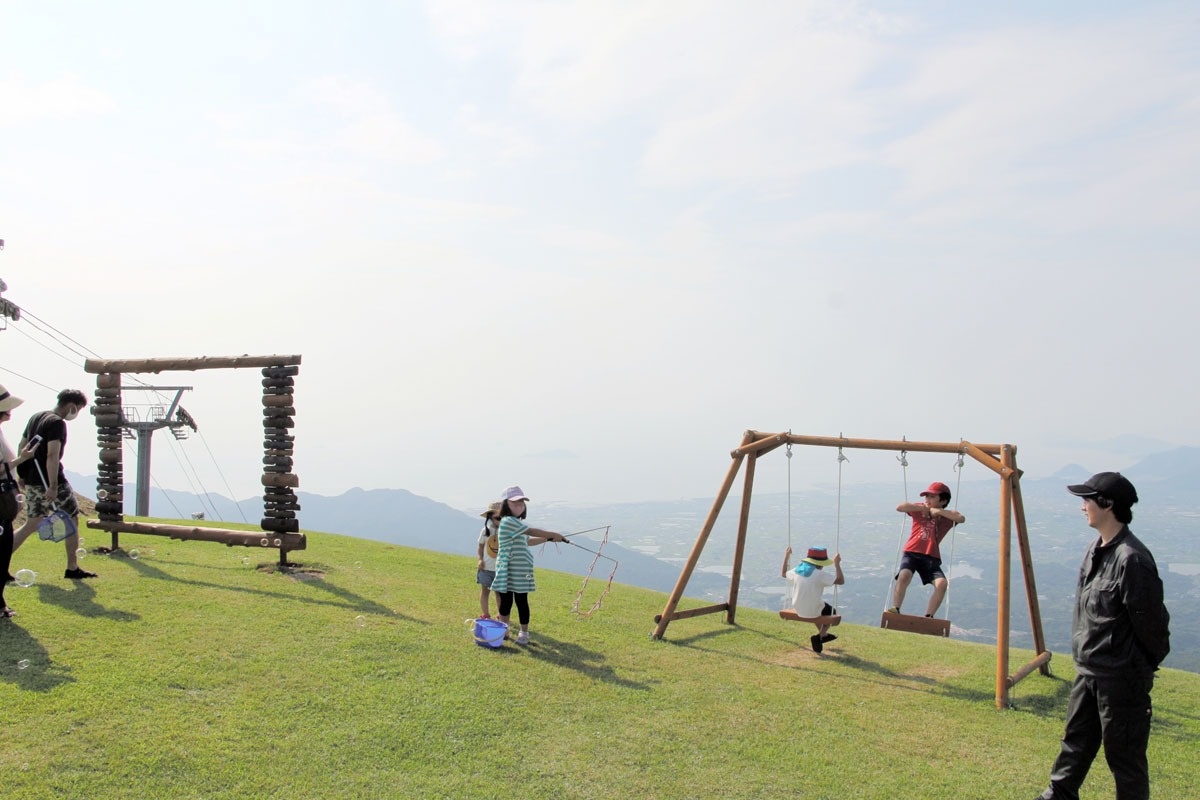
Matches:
[496,592,530,625]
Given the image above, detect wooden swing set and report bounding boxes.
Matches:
[651,430,1053,709]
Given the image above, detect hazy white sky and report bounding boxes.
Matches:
[2,1,1198,513]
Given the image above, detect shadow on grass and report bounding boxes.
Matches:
[0,621,76,692]
[34,580,141,622]
[104,550,425,625]
[660,618,1074,712]
[1152,699,1200,744]
[517,632,653,690]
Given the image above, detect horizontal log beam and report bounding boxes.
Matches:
[731,431,1006,458]
[652,603,729,624]
[1007,650,1053,688]
[84,355,302,374]
[85,519,306,550]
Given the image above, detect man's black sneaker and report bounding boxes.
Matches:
[64,567,97,580]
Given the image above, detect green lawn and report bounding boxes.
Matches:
[3,524,1197,799]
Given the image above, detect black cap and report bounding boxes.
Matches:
[1066,472,1138,508]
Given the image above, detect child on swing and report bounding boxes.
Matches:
[781,546,844,653]
[889,481,965,618]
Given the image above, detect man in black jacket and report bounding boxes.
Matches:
[1036,472,1170,800]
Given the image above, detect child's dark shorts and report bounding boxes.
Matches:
[476,569,495,589]
[898,552,945,585]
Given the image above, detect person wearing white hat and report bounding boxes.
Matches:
[490,486,567,645]
[1,384,40,616]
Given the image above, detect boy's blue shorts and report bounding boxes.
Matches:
[476,569,495,589]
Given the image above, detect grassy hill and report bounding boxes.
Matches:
[3,522,1198,799]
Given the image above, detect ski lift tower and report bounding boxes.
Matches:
[120,386,198,516]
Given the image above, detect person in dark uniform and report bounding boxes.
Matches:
[1035,472,1170,800]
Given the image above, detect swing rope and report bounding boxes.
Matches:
[943,445,967,622]
[833,442,847,609]
[783,435,845,615]
[884,444,910,613]
[785,439,793,549]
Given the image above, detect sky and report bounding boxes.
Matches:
[2,1,1198,514]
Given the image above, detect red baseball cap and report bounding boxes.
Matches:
[920,482,951,497]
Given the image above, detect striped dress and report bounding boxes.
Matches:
[491,516,536,593]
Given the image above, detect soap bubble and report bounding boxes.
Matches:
[129,549,141,560]
[273,538,281,547]
[14,569,35,588]
[97,489,108,500]
[354,561,362,570]
[17,659,30,670]
[261,538,270,547]
[76,548,88,559]
[242,557,251,567]
[355,615,366,628]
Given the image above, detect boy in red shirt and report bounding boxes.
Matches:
[888,481,964,618]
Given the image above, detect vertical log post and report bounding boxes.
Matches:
[94,371,124,550]
[996,445,1015,709]
[261,364,300,566]
[1010,453,1051,676]
[727,452,758,625]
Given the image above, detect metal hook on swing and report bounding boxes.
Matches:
[837,446,848,464]
[897,449,908,468]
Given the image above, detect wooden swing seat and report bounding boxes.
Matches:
[880,610,950,637]
[779,610,842,626]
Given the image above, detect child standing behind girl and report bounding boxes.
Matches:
[475,502,501,619]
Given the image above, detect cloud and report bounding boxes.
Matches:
[0,72,115,127]
[880,17,1200,230]
[297,77,445,164]
[455,103,536,161]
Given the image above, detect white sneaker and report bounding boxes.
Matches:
[516,631,530,645]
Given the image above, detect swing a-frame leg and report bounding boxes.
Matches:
[880,610,950,637]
